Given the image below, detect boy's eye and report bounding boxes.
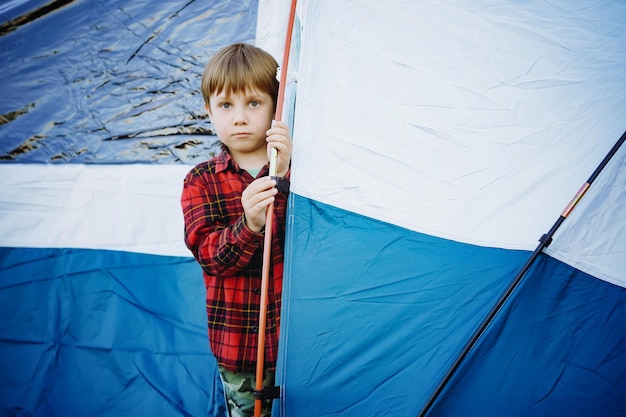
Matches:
[219,103,231,109]
[250,101,260,108]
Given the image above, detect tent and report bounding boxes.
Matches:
[278,2,626,416]
[1,0,625,416]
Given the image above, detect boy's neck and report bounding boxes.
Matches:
[230,149,268,172]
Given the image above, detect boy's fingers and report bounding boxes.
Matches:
[249,178,277,195]
[266,122,289,135]
[271,120,286,128]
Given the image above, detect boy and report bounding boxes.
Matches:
[181,43,292,417]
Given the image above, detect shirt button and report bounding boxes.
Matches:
[251,326,258,333]
[254,288,261,294]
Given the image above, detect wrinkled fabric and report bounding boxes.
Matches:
[0,247,228,417]
[0,0,259,164]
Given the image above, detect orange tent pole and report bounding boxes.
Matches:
[255,1,298,416]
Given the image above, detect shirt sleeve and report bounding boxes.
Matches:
[181,168,264,278]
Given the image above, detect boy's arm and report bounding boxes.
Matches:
[181,172,263,277]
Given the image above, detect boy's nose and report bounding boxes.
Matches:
[233,108,247,125]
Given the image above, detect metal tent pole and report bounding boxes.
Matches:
[418,129,626,417]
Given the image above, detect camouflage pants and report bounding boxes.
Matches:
[218,367,275,417]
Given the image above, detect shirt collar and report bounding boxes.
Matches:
[213,144,236,173]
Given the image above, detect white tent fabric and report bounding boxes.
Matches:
[547,143,626,287]
[0,164,191,256]
[289,0,626,251]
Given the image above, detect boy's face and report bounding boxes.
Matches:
[207,88,275,162]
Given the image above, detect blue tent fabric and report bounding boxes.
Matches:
[279,196,530,416]
[430,255,626,417]
[0,247,226,417]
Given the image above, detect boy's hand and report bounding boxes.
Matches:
[266,120,292,178]
[241,176,278,233]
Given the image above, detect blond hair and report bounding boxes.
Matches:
[201,43,279,111]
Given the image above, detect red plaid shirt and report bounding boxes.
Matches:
[181,146,288,373]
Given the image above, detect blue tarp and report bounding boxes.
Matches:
[0,0,260,164]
